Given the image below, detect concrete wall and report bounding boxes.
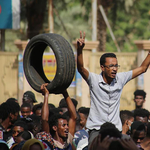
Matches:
[1,40,150,111]
[0,52,19,103]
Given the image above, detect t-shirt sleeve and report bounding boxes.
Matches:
[118,70,132,85]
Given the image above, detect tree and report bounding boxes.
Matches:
[21,0,47,39]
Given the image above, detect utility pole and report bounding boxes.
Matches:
[48,0,54,33]
[92,0,97,52]
[0,29,5,51]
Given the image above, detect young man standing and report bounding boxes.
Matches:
[77,31,150,147]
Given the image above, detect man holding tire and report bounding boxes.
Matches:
[36,83,77,149]
[77,31,150,148]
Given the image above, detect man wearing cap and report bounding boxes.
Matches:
[22,91,37,110]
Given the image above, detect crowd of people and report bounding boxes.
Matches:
[0,32,150,150]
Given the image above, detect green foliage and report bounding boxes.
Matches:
[4,0,150,53]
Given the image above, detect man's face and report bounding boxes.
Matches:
[131,130,146,144]
[135,116,148,124]
[10,112,19,125]
[57,119,69,140]
[12,126,24,141]
[101,57,118,81]
[35,109,42,117]
[79,113,87,129]
[21,107,31,118]
[134,95,145,108]
[22,97,33,109]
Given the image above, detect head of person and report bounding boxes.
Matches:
[48,103,56,109]
[26,114,41,136]
[100,53,119,82]
[120,110,134,132]
[134,108,149,124]
[22,91,37,109]
[15,131,31,143]
[131,121,146,144]
[134,90,146,108]
[0,140,9,150]
[21,139,45,150]
[49,114,69,141]
[0,101,20,127]
[59,98,78,113]
[6,97,18,103]
[32,103,43,117]
[21,103,32,118]
[78,107,90,129]
[90,123,122,150]
[12,120,28,142]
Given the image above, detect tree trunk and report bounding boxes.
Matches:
[97,0,113,52]
[26,0,47,39]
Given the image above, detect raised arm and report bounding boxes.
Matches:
[62,90,77,136]
[132,51,150,79]
[77,31,89,81]
[41,83,50,133]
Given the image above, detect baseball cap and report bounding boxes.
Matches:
[23,91,37,103]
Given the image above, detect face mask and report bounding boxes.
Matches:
[128,120,133,131]
[128,125,131,131]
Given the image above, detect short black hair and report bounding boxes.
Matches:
[32,103,43,114]
[78,107,90,118]
[120,110,134,125]
[131,121,146,134]
[100,53,116,66]
[99,126,121,141]
[13,120,28,130]
[48,103,56,109]
[21,103,31,110]
[134,90,146,99]
[6,97,18,103]
[49,114,67,137]
[0,101,20,121]
[134,108,149,119]
[17,131,31,140]
[59,98,78,109]
[100,122,116,130]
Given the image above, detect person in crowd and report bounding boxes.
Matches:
[6,98,18,103]
[132,90,146,113]
[21,103,32,118]
[134,108,149,124]
[21,138,45,150]
[59,97,78,114]
[22,91,37,110]
[12,120,28,143]
[78,107,90,129]
[76,31,150,147]
[120,110,134,135]
[10,131,31,150]
[26,114,41,137]
[36,83,77,149]
[89,122,139,150]
[72,112,88,150]
[0,100,20,142]
[32,103,43,117]
[0,140,9,150]
[131,121,146,150]
[141,122,150,150]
